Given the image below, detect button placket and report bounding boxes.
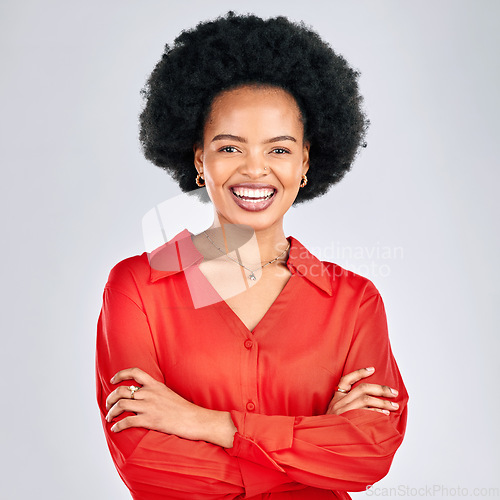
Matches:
[241,337,259,414]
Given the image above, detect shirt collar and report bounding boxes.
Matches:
[149,229,204,282]
[285,236,333,296]
[149,229,332,296]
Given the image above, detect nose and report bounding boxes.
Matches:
[239,151,268,178]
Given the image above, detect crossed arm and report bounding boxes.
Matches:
[96,283,408,498]
[105,366,399,446]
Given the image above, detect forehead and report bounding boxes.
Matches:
[205,85,303,133]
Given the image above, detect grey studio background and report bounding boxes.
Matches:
[1,1,499,499]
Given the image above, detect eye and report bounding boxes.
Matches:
[219,146,238,153]
[271,148,290,155]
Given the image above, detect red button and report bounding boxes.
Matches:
[246,401,255,412]
[244,340,253,349]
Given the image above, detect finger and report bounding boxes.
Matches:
[332,383,398,411]
[337,367,375,391]
[366,408,391,416]
[106,385,145,411]
[106,399,142,422]
[326,392,354,415]
[347,382,398,401]
[337,394,399,414]
[111,367,153,386]
[326,392,349,413]
[328,383,399,415]
[111,415,144,433]
[326,400,343,415]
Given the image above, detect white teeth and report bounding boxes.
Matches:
[231,187,275,199]
[242,198,262,203]
[232,191,274,201]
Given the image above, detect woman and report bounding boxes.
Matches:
[96,12,408,499]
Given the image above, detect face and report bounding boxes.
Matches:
[194,85,309,233]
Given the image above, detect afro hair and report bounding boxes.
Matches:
[139,12,369,204]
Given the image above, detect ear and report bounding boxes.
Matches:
[193,143,204,174]
[302,141,310,175]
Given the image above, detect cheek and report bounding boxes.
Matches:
[205,165,228,188]
[276,164,303,189]
[203,153,233,185]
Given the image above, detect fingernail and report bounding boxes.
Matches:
[111,424,116,432]
[365,367,375,372]
[110,376,115,383]
[391,402,399,408]
[382,410,390,415]
[390,388,398,395]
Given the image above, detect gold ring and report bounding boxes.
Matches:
[128,386,141,399]
[335,386,349,394]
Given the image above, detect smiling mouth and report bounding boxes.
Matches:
[230,187,276,202]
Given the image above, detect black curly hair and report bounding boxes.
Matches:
[139,12,368,204]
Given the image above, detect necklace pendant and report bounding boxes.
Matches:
[248,272,257,281]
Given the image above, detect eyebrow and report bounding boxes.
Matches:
[211,134,297,143]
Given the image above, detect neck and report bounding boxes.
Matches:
[207,214,289,265]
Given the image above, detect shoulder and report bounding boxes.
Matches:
[105,253,151,294]
[321,260,380,300]
[288,235,380,300]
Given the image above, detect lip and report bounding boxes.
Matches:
[229,182,277,190]
[228,183,277,212]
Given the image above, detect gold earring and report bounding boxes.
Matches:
[299,174,308,188]
[195,173,205,187]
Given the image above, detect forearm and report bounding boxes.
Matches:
[197,408,237,449]
[96,285,244,496]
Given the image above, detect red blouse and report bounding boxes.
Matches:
[96,229,408,499]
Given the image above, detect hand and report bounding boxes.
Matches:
[326,367,399,416]
[105,367,236,447]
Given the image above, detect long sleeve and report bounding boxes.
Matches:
[95,266,246,499]
[225,281,408,496]
[97,239,408,500]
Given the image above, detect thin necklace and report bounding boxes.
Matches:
[203,230,290,281]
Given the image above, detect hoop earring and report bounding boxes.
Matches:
[299,174,308,188]
[195,173,205,187]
